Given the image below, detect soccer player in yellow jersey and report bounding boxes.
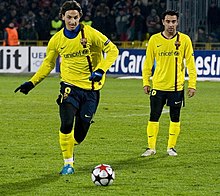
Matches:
[141,10,197,157]
[15,1,119,174]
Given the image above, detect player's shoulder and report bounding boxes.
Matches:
[81,24,95,32]
[81,24,99,33]
[151,32,162,39]
[81,24,106,39]
[50,28,64,41]
[148,32,163,44]
[47,28,64,49]
[178,31,191,41]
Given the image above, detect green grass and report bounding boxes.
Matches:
[0,74,219,195]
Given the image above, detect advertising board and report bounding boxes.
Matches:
[0,47,219,80]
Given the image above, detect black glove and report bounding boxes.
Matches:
[14,81,34,95]
[89,69,104,82]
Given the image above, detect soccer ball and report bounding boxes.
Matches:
[91,164,115,186]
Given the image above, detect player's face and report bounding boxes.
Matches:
[62,10,81,31]
[162,15,178,35]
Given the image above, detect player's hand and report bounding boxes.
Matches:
[14,81,34,95]
[143,85,151,95]
[89,69,104,82]
[188,88,196,98]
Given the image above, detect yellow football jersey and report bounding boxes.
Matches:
[142,32,197,91]
[30,24,119,90]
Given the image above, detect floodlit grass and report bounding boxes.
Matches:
[0,74,219,195]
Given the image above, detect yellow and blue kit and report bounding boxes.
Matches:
[30,24,119,90]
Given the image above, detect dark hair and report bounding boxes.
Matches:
[59,0,83,18]
[161,10,179,20]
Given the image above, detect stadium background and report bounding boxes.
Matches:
[0,0,219,79]
[0,0,220,49]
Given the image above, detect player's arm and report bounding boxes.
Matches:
[89,27,119,82]
[184,36,197,94]
[15,37,59,94]
[30,38,59,86]
[98,39,119,72]
[92,31,119,72]
[188,88,196,98]
[143,86,151,95]
[142,38,155,91]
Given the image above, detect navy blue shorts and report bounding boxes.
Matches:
[150,89,184,107]
[57,82,100,123]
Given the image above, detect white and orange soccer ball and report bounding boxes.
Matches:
[91,164,115,186]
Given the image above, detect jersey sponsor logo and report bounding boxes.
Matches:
[63,49,90,58]
[158,50,179,57]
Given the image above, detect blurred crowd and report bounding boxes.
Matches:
[196,0,220,43]
[0,0,167,43]
[1,0,220,44]
[0,0,62,41]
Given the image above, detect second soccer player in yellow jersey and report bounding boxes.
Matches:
[141,10,197,157]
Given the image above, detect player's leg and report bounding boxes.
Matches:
[167,106,181,156]
[74,115,91,143]
[141,90,165,157]
[59,102,77,174]
[74,90,99,144]
[57,82,81,174]
[166,90,183,156]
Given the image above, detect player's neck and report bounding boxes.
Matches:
[162,30,177,39]
[64,24,80,39]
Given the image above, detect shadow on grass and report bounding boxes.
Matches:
[0,173,60,195]
[77,153,170,174]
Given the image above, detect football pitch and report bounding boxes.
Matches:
[0,74,219,195]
